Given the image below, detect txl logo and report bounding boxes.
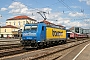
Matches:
[52,29,63,36]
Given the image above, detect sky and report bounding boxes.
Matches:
[0,0,90,29]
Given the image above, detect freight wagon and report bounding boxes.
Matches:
[21,23,67,48]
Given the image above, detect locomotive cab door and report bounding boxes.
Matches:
[40,26,46,41]
[37,23,46,42]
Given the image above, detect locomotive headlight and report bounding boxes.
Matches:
[38,41,40,42]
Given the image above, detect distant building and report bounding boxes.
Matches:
[69,27,83,34]
[69,27,90,35]
[0,15,37,38]
[0,25,18,38]
[69,27,75,32]
[6,15,37,29]
[83,29,90,37]
[83,29,90,34]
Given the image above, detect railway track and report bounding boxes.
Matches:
[0,39,21,50]
[29,39,89,60]
[0,39,89,60]
[0,44,22,50]
[0,39,24,57]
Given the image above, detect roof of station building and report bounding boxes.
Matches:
[7,15,36,21]
[1,25,18,28]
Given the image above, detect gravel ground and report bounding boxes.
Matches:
[0,39,20,45]
[0,39,89,60]
[22,40,88,60]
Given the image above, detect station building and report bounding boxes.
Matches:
[69,27,83,34]
[0,25,19,38]
[0,15,37,38]
[0,16,65,38]
[83,29,90,34]
[69,27,90,35]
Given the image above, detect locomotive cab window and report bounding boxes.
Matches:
[24,25,37,31]
[24,26,31,31]
[31,26,37,31]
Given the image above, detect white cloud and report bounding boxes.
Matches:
[9,2,27,9]
[7,1,90,29]
[0,8,7,11]
[9,2,28,14]
[71,6,80,8]
[84,19,90,26]
[79,0,85,1]
[86,0,90,5]
[8,2,52,15]
[79,0,90,5]
[69,12,84,17]
[0,22,5,26]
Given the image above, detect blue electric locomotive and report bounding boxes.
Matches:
[21,23,67,48]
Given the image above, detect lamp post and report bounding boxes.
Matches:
[0,26,1,38]
[0,15,2,38]
[19,29,22,40]
[18,24,22,40]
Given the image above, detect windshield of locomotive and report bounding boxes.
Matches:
[24,26,37,31]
